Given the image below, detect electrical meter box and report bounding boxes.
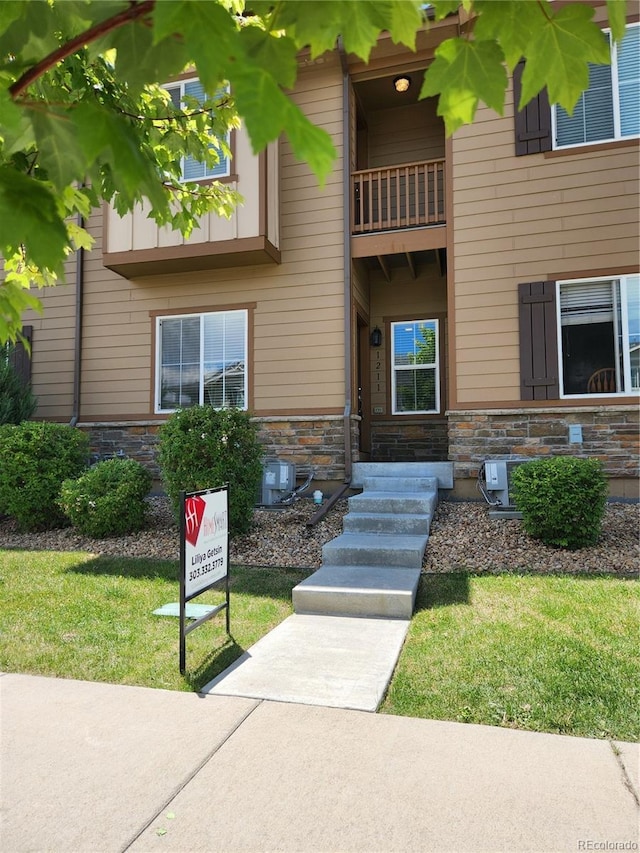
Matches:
[480,457,530,509]
[259,460,296,506]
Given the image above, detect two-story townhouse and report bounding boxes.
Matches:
[17,5,639,498]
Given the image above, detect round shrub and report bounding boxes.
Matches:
[511,456,608,550]
[157,406,263,536]
[0,357,36,425]
[0,421,89,530]
[59,458,152,538]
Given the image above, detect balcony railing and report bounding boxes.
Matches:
[351,158,446,235]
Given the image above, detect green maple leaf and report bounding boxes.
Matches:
[387,1,423,51]
[0,168,68,272]
[606,0,628,43]
[473,0,548,70]
[334,1,390,62]
[29,108,88,190]
[258,1,343,61]
[238,26,297,90]
[177,1,239,95]
[112,21,187,95]
[520,4,610,111]
[421,38,507,135]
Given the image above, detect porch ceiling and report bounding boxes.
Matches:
[360,248,446,281]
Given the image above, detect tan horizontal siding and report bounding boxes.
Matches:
[452,78,639,407]
[28,59,347,420]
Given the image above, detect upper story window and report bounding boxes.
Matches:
[557,275,639,397]
[165,77,230,181]
[391,319,440,414]
[156,309,247,413]
[553,23,639,149]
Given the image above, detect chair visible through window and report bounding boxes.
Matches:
[587,367,617,394]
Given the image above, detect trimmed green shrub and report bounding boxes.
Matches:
[59,458,152,538]
[157,406,263,536]
[511,456,608,550]
[0,357,36,425]
[0,422,89,530]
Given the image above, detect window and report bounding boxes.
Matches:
[165,77,230,180]
[553,24,639,148]
[391,319,440,414]
[557,275,640,397]
[156,310,247,413]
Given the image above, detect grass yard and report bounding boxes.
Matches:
[0,549,307,692]
[1,550,638,742]
[381,573,640,742]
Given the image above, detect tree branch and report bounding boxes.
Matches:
[9,0,156,99]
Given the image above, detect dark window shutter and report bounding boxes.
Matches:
[513,62,552,156]
[9,325,33,387]
[519,282,559,400]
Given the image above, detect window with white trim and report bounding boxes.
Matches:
[165,77,230,180]
[391,319,440,414]
[553,23,639,148]
[156,310,247,413]
[557,275,639,397]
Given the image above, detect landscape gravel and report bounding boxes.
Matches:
[1,495,637,576]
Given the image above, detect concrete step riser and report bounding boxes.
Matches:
[322,544,425,569]
[343,514,431,535]
[352,461,454,490]
[348,494,436,515]
[362,477,438,493]
[293,588,415,619]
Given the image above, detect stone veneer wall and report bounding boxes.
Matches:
[371,419,449,462]
[79,414,351,483]
[448,406,640,482]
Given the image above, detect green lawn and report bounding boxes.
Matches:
[381,573,640,742]
[1,550,638,741]
[0,549,307,692]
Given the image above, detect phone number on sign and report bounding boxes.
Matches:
[188,558,225,583]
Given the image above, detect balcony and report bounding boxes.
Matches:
[351,158,446,235]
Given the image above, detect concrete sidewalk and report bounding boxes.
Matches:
[2,673,638,853]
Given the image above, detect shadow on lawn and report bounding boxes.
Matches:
[65,555,306,602]
[415,573,470,611]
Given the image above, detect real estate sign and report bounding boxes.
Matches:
[179,485,230,673]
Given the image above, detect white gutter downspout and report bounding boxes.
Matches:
[338,36,352,483]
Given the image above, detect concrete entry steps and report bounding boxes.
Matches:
[293,462,453,620]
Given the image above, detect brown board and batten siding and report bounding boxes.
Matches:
[451,76,640,407]
[24,56,346,422]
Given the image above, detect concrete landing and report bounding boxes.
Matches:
[201,613,409,712]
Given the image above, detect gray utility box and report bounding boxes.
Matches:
[481,457,530,509]
[259,460,296,506]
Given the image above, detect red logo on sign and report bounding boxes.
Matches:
[184,495,205,547]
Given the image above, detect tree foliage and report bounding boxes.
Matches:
[0,0,627,343]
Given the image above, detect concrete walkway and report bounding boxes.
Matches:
[2,672,638,853]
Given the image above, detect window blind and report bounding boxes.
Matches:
[560,280,615,326]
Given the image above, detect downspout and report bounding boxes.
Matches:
[69,208,84,427]
[338,36,353,483]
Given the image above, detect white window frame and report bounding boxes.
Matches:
[552,23,639,150]
[556,274,640,399]
[164,76,231,182]
[155,309,248,414]
[391,319,440,415]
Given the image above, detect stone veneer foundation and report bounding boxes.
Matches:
[79,415,354,484]
[448,406,639,498]
[78,406,639,498]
